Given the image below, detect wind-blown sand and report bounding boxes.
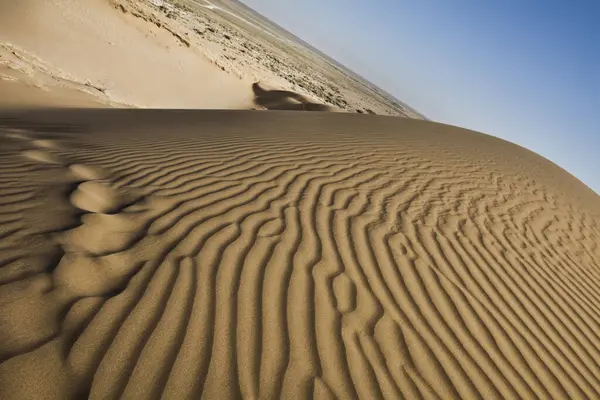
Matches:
[0,109,598,399]
[0,0,422,116]
[0,0,253,109]
[0,0,598,399]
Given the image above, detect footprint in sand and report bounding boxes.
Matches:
[69,163,109,181]
[60,210,146,255]
[0,135,156,361]
[52,250,141,298]
[70,180,126,214]
[3,129,62,149]
[19,135,139,288]
[4,130,175,353]
[2,129,32,140]
[60,168,165,297]
[14,134,65,164]
[21,149,63,164]
[31,139,61,150]
[55,188,169,298]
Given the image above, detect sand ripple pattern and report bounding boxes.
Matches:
[0,111,599,400]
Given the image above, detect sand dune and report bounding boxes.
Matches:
[0,0,253,108]
[252,82,340,112]
[0,64,110,109]
[0,0,420,115]
[0,109,598,399]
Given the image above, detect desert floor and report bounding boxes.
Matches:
[0,109,598,399]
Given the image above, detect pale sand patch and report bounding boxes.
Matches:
[0,65,109,108]
[0,109,598,399]
[21,149,63,164]
[0,0,419,116]
[70,181,126,214]
[69,164,109,181]
[0,0,253,108]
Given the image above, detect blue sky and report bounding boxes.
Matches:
[239,0,600,194]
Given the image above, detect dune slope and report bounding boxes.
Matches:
[0,0,253,108]
[0,109,599,400]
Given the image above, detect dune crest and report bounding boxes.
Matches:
[0,109,599,399]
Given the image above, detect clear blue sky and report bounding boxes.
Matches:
[239,0,600,194]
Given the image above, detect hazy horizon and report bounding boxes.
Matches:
[238,0,599,194]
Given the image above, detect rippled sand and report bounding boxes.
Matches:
[0,109,598,399]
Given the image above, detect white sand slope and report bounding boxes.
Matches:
[0,110,599,399]
[0,0,253,108]
[0,0,416,115]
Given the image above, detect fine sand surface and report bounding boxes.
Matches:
[0,0,254,109]
[0,109,599,399]
[0,0,421,116]
[0,65,109,109]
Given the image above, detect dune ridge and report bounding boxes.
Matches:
[0,109,599,399]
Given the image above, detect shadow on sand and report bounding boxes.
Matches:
[252,82,335,112]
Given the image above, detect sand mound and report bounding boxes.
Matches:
[252,82,341,112]
[0,109,599,400]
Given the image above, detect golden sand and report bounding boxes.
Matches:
[0,109,598,399]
